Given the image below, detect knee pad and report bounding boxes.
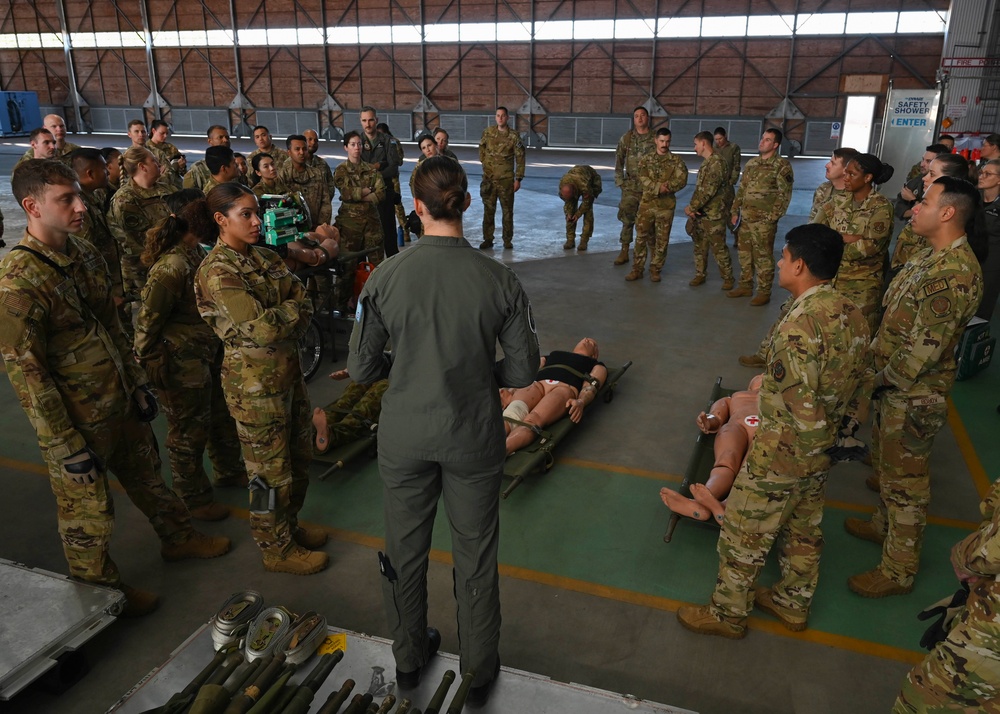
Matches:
[503,400,529,423]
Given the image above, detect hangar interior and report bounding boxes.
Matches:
[1,1,999,713]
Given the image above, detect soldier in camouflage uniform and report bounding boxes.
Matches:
[846,178,984,598]
[686,131,734,288]
[360,107,401,259]
[334,131,386,263]
[280,134,333,230]
[558,165,602,251]
[0,160,230,614]
[894,478,1000,712]
[148,119,186,190]
[14,115,82,169]
[183,125,230,192]
[728,128,794,306]
[613,107,655,265]
[678,224,869,639]
[68,149,130,332]
[251,153,291,199]
[247,125,290,186]
[627,128,687,283]
[193,182,328,576]
[135,213,246,521]
[712,127,741,232]
[108,147,176,305]
[813,153,895,335]
[311,372,389,453]
[434,127,459,160]
[14,128,58,173]
[479,106,525,250]
[303,129,337,199]
[200,146,242,196]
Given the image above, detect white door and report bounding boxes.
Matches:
[842,95,877,153]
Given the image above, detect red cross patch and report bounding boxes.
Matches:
[744,415,760,427]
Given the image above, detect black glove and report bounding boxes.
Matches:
[825,416,870,463]
[62,447,102,485]
[917,583,970,650]
[134,384,159,422]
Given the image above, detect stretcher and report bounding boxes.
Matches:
[663,377,735,543]
[501,360,633,499]
[311,414,379,481]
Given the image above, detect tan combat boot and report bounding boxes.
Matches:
[577,239,588,251]
[563,238,575,249]
[721,277,735,291]
[754,586,807,632]
[689,274,706,287]
[293,524,329,549]
[161,531,232,562]
[189,501,230,522]
[844,517,885,544]
[676,605,747,639]
[613,246,630,265]
[118,584,160,618]
[625,267,643,282]
[650,268,662,283]
[738,354,766,368]
[263,545,330,575]
[749,292,771,306]
[848,569,913,598]
[727,285,753,298]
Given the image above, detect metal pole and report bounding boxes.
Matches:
[138,0,161,120]
[53,0,84,131]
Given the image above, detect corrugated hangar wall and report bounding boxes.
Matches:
[0,0,948,150]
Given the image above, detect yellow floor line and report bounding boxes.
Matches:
[555,457,683,482]
[0,453,943,664]
[947,397,993,500]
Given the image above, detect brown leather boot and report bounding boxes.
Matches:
[689,274,706,286]
[721,277,735,291]
[727,285,753,298]
[563,238,575,249]
[293,525,329,549]
[676,605,747,639]
[848,569,913,598]
[738,354,766,368]
[613,247,630,265]
[189,501,230,522]
[650,268,662,283]
[754,586,807,632]
[118,584,160,618]
[625,267,643,281]
[749,292,771,306]
[844,517,885,544]
[577,239,588,251]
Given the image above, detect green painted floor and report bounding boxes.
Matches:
[1,350,995,662]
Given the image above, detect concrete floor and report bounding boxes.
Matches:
[0,134,979,713]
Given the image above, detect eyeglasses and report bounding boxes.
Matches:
[980,172,1000,178]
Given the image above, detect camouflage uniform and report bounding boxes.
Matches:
[809,181,837,222]
[479,125,525,247]
[320,380,389,450]
[0,232,194,585]
[147,140,184,190]
[868,236,983,587]
[362,131,402,258]
[183,160,211,191]
[279,162,333,230]
[614,129,655,247]
[386,136,409,240]
[306,154,336,199]
[715,141,741,223]
[247,146,290,184]
[558,165,602,249]
[633,150,688,276]
[75,189,126,318]
[711,283,869,622]
[107,178,175,299]
[891,223,927,271]
[814,190,894,334]
[688,152,734,282]
[195,242,314,557]
[732,154,794,294]
[895,479,1000,712]
[135,243,246,510]
[14,142,82,170]
[333,160,386,263]
[252,177,291,200]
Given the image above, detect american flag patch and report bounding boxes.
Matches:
[1,291,32,317]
